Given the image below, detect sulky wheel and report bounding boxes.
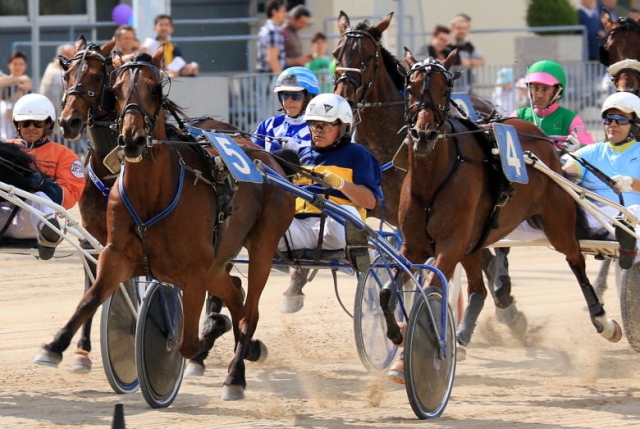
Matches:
[353,256,405,372]
[405,286,456,419]
[620,262,640,352]
[135,281,185,408]
[100,278,140,394]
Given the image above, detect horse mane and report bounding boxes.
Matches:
[0,141,36,190]
[353,21,406,92]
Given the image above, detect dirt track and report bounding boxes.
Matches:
[1,241,639,428]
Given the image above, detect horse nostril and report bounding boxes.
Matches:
[410,128,421,140]
[426,131,439,142]
[117,134,126,147]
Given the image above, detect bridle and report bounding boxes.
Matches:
[60,44,114,122]
[404,58,455,140]
[333,28,404,111]
[112,58,163,144]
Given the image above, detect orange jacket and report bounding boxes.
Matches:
[23,141,85,209]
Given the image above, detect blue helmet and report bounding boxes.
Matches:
[274,67,320,95]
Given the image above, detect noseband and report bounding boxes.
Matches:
[405,58,454,137]
[61,44,114,120]
[112,59,163,143]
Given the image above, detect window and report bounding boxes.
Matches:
[0,0,88,17]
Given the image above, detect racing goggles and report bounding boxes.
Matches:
[603,114,633,126]
[19,120,47,128]
[278,91,304,102]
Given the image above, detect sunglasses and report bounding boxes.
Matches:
[308,121,340,131]
[603,114,633,126]
[19,120,47,128]
[278,92,304,102]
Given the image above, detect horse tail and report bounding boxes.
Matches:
[0,141,35,190]
[271,149,300,181]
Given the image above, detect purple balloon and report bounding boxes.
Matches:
[112,4,133,27]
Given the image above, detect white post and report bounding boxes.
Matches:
[132,0,171,43]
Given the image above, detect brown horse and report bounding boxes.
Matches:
[379,49,622,357]
[600,10,640,94]
[332,11,407,225]
[36,48,295,401]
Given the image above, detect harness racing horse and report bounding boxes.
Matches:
[58,36,234,376]
[600,10,640,94]
[56,36,119,373]
[333,11,407,225]
[36,48,295,401]
[379,49,622,357]
[0,142,36,192]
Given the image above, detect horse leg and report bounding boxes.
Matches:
[221,245,272,401]
[593,259,611,302]
[34,249,132,367]
[455,254,487,359]
[67,264,96,374]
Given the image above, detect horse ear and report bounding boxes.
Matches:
[372,12,394,34]
[101,38,116,56]
[404,47,417,67]
[600,7,616,33]
[338,11,350,34]
[75,35,86,53]
[152,44,165,68]
[443,49,458,70]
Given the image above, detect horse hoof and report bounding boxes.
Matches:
[255,340,268,363]
[221,384,245,401]
[597,317,623,343]
[185,361,205,377]
[68,351,92,374]
[279,295,304,314]
[33,349,62,368]
[245,340,268,363]
[456,343,467,362]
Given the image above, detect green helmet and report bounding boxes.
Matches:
[525,60,567,99]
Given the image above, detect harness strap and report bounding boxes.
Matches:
[86,158,111,200]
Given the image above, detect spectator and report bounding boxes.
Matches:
[0,51,32,140]
[579,0,606,61]
[142,14,199,78]
[418,25,453,62]
[282,5,313,68]
[562,91,640,269]
[600,0,622,22]
[515,78,529,109]
[448,13,485,94]
[491,67,516,117]
[305,32,335,93]
[278,93,381,313]
[256,0,288,74]
[1,94,85,260]
[39,43,75,143]
[114,25,140,55]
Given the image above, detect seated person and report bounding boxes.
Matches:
[278,93,381,313]
[251,66,319,152]
[0,94,85,259]
[562,91,640,269]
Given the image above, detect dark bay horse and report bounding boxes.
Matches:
[332,11,407,225]
[379,49,622,357]
[0,142,36,191]
[36,48,295,400]
[49,36,119,373]
[600,10,640,93]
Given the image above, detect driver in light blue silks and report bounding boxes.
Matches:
[251,66,320,152]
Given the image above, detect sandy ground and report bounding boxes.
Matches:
[1,231,639,428]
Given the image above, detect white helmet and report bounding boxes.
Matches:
[13,94,56,124]
[601,92,640,119]
[304,93,353,137]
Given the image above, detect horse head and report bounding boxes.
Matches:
[403,48,459,156]
[600,10,640,94]
[59,35,116,141]
[111,48,165,163]
[333,11,405,110]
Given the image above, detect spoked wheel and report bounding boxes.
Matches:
[620,262,640,352]
[100,278,140,394]
[354,256,405,372]
[405,286,456,419]
[135,281,185,408]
